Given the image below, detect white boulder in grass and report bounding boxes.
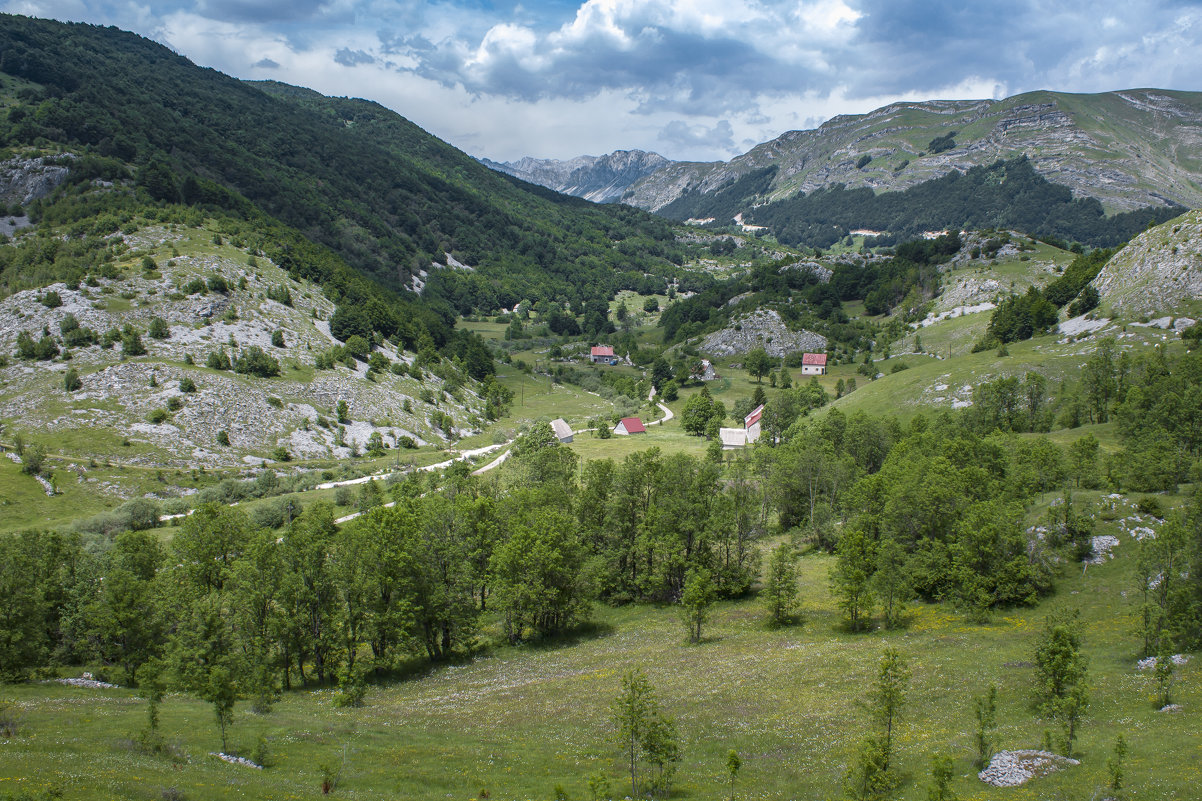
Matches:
[978,750,1079,787]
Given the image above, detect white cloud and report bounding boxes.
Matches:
[18,0,1202,163]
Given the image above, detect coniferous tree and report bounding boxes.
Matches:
[763,542,800,625]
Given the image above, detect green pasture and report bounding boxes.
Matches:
[1,493,1196,800]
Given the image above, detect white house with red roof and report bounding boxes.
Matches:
[801,352,827,376]
[745,403,764,443]
[590,345,615,364]
[613,416,646,435]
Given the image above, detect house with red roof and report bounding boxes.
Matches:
[801,352,827,376]
[613,417,646,435]
[745,404,764,443]
[590,345,616,364]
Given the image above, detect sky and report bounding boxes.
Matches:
[5,1,1202,163]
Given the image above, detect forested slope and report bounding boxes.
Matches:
[0,15,692,314]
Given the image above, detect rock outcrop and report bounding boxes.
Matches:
[700,309,826,357]
[1093,209,1202,316]
[0,155,71,205]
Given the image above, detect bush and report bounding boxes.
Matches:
[344,335,370,360]
[206,275,229,294]
[122,328,146,357]
[216,430,230,446]
[179,376,196,393]
[64,368,82,392]
[40,290,62,308]
[21,444,45,476]
[1136,495,1164,518]
[271,445,291,462]
[147,317,170,339]
[166,396,183,412]
[147,408,169,424]
[271,330,285,348]
[206,349,231,370]
[233,347,281,378]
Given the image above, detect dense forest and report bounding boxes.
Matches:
[658,157,1181,249]
[0,15,696,317]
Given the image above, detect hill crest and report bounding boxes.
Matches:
[621,89,1202,214]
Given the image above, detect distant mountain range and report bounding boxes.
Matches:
[495,90,1202,224]
[480,150,673,204]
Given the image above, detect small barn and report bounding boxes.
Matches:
[801,353,827,375]
[719,428,748,449]
[591,345,616,364]
[745,404,764,443]
[614,417,646,436]
[550,418,573,443]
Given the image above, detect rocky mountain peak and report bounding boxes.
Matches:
[482,149,674,203]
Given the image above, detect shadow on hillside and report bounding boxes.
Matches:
[356,621,618,687]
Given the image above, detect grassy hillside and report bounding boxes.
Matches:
[0,490,1195,800]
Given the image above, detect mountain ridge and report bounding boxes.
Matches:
[589,89,1202,215]
[481,149,673,203]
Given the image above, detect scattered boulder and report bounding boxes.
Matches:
[978,750,1079,787]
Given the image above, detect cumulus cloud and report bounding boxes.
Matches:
[17,0,1202,162]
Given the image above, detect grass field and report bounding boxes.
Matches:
[1,489,1195,800]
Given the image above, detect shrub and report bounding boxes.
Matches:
[271,445,291,462]
[121,328,146,357]
[179,376,196,393]
[1136,495,1164,518]
[64,368,82,392]
[216,430,230,446]
[271,330,285,348]
[40,290,62,308]
[344,335,370,360]
[148,317,170,339]
[266,284,292,306]
[147,408,169,424]
[206,275,229,294]
[21,444,45,475]
[233,347,281,378]
[166,396,183,412]
[206,349,231,370]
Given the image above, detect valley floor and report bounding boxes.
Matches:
[1,494,1196,800]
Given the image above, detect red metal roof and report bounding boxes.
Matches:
[802,352,827,366]
[619,417,646,433]
[591,345,615,357]
[745,404,764,428]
